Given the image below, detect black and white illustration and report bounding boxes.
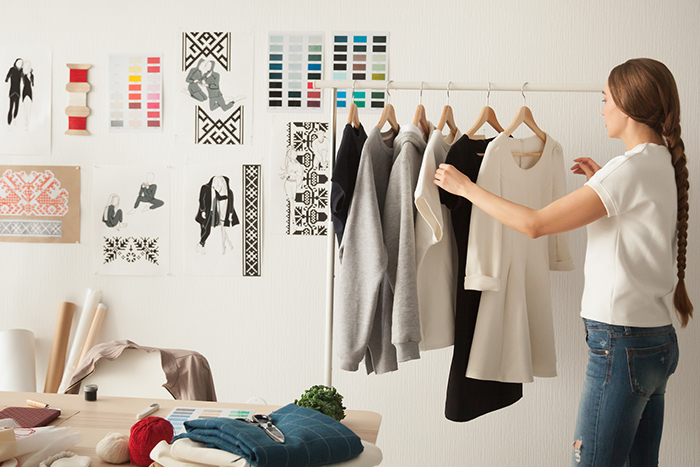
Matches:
[93,166,170,275]
[0,47,50,154]
[276,122,330,236]
[177,32,253,146]
[243,164,262,277]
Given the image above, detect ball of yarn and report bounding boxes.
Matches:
[96,432,130,464]
[128,417,173,467]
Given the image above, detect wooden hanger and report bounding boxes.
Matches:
[466,83,504,139]
[413,82,431,137]
[376,80,399,134]
[346,81,361,129]
[437,82,459,139]
[503,84,546,158]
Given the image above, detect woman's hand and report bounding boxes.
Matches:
[570,158,601,181]
[434,163,472,198]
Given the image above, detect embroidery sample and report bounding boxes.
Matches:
[243,164,261,277]
[0,165,80,243]
[196,105,243,145]
[103,237,160,265]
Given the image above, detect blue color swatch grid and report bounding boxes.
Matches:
[332,33,389,111]
[268,33,324,111]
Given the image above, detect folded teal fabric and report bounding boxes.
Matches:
[174,403,364,467]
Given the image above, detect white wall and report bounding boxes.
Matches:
[1,0,699,465]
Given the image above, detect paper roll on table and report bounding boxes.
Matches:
[58,288,101,393]
[44,302,76,393]
[0,329,36,392]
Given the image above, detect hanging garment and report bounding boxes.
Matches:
[464,132,574,383]
[331,123,368,245]
[413,128,462,351]
[439,135,523,422]
[335,126,398,375]
[383,123,432,363]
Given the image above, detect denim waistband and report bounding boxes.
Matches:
[583,318,675,337]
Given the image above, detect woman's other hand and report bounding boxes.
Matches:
[434,163,471,198]
[571,158,601,181]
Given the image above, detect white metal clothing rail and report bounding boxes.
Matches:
[314,80,604,387]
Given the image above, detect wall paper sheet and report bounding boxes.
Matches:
[177,32,253,145]
[0,46,51,154]
[242,164,262,277]
[183,165,246,276]
[269,121,329,236]
[93,166,170,275]
[0,165,80,243]
[332,33,389,111]
[109,54,162,131]
[268,33,324,112]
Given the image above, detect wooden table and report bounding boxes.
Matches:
[1,391,381,466]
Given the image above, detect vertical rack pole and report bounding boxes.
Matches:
[323,87,338,388]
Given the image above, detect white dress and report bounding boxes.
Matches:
[464,132,574,383]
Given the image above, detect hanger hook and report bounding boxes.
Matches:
[419,81,424,105]
[446,81,452,106]
[521,81,528,106]
[487,82,491,107]
[352,80,357,103]
[385,80,393,103]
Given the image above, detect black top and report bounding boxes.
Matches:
[440,136,523,422]
[331,123,367,244]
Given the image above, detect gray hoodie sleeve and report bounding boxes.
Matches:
[335,137,389,371]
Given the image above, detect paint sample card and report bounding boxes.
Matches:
[93,166,170,275]
[332,33,389,111]
[109,54,162,131]
[177,32,253,145]
[0,165,80,243]
[268,33,324,111]
[0,46,52,154]
[165,406,255,436]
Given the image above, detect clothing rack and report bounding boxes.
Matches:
[313,80,604,387]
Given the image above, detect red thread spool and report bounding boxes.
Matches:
[128,416,173,466]
[68,117,86,130]
[69,68,88,83]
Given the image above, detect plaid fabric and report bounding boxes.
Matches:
[174,404,364,467]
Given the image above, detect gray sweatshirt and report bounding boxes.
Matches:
[383,124,429,363]
[336,125,398,374]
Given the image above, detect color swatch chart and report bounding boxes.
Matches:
[332,33,389,111]
[109,54,162,131]
[268,33,324,111]
[165,406,255,435]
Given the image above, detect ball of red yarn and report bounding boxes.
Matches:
[128,416,174,466]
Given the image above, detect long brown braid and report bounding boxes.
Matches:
[609,58,693,327]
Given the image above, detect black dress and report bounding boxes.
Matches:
[330,123,367,244]
[440,136,523,422]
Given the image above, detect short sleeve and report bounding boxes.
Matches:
[585,155,630,217]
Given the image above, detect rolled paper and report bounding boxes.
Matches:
[58,289,101,393]
[77,303,107,367]
[43,302,76,393]
[0,329,36,392]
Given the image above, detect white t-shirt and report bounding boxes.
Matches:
[582,142,677,326]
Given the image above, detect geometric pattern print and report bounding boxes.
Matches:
[285,122,329,236]
[0,219,62,237]
[103,237,159,265]
[0,169,69,216]
[182,32,231,71]
[196,105,243,145]
[243,164,261,277]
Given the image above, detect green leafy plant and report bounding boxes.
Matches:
[294,385,346,421]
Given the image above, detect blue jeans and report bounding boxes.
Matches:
[572,319,679,466]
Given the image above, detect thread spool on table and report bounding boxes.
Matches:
[65,64,91,135]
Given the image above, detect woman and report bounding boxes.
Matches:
[5,58,23,125]
[21,60,33,128]
[434,58,691,466]
[102,194,127,230]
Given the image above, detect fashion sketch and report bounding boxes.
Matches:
[102,194,127,230]
[311,128,329,168]
[186,59,235,112]
[131,172,164,212]
[5,58,23,125]
[21,61,33,128]
[280,147,305,230]
[195,175,239,255]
